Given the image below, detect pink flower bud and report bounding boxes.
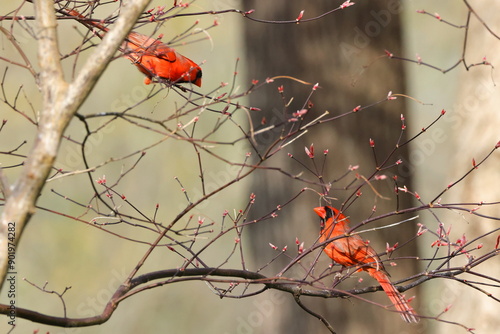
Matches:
[305,144,314,158]
[296,10,304,23]
[340,0,355,9]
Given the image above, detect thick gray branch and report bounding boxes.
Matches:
[0,0,152,290]
[0,267,431,328]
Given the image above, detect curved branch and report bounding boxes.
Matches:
[0,0,153,290]
[0,266,443,327]
[294,293,336,334]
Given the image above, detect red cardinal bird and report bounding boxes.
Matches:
[314,206,419,323]
[68,9,202,87]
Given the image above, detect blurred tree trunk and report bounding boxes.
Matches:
[243,1,419,333]
[438,2,500,333]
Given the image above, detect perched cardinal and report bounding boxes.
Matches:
[314,206,419,323]
[67,9,202,87]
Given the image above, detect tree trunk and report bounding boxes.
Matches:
[437,2,500,333]
[243,1,418,333]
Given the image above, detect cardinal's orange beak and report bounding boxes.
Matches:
[313,206,326,219]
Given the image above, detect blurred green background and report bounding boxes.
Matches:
[1,0,499,333]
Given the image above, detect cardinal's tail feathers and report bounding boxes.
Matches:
[370,269,419,323]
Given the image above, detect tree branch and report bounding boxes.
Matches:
[0,0,152,290]
[0,266,446,327]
